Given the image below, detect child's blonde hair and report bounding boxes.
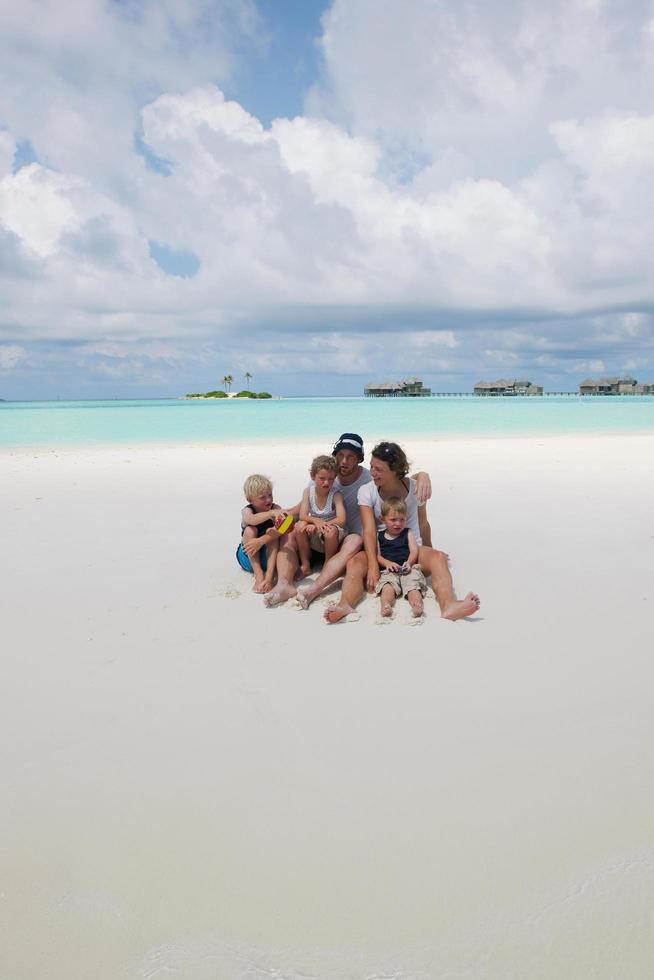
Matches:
[310,454,338,477]
[381,496,407,516]
[243,473,273,499]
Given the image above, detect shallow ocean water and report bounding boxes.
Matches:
[2,395,654,447]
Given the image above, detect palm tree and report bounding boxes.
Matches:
[222,375,229,392]
[245,371,253,390]
[226,374,233,392]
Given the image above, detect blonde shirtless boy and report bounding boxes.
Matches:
[236,474,285,594]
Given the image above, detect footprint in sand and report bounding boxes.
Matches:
[213,584,242,599]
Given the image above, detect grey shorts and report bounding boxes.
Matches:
[308,524,346,554]
[375,565,427,598]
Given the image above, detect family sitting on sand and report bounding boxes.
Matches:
[235,433,480,623]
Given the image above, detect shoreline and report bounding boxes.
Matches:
[3,427,654,456]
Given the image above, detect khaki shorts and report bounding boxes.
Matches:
[375,565,427,598]
[308,524,346,554]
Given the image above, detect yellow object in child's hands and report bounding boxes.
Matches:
[274,512,294,535]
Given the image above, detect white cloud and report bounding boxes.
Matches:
[310,0,654,182]
[272,116,380,203]
[0,0,259,183]
[575,359,606,374]
[2,0,654,392]
[0,165,91,257]
[2,81,653,345]
[81,341,198,363]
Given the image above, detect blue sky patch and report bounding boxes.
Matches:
[13,139,39,172]
[134,131,172,175]
[149,241,200,278]
[226,0,328,124]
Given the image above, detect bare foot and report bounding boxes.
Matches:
[323,602,356,624]
[408,595,424,617]
[296,587,311,610]
[380,602,394,618]
[299,563,311,579]
[441,592,480,621]
[263,581,297,607]
[252,575,267,593]
[296,585,319,610]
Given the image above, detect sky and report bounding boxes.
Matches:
[1,0,654,399]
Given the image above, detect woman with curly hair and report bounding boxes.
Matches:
[324,441,480,624]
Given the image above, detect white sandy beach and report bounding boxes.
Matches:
[2,434,654,979]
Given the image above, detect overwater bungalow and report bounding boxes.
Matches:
[364,377,432,397]
[473,378,543,396]
[578,376,646,395]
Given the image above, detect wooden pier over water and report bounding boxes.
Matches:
[428,391,579,397]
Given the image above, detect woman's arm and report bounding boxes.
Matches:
[360,504,380,592]
[410,470,432,506]
[376,536,384,569]
[406,530,420,566]
[418,503,432,549]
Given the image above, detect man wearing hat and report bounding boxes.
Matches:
[263,433,432,609]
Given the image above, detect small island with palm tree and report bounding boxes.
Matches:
[185,372,272,399]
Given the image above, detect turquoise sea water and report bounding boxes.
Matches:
[2,396,654,448]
